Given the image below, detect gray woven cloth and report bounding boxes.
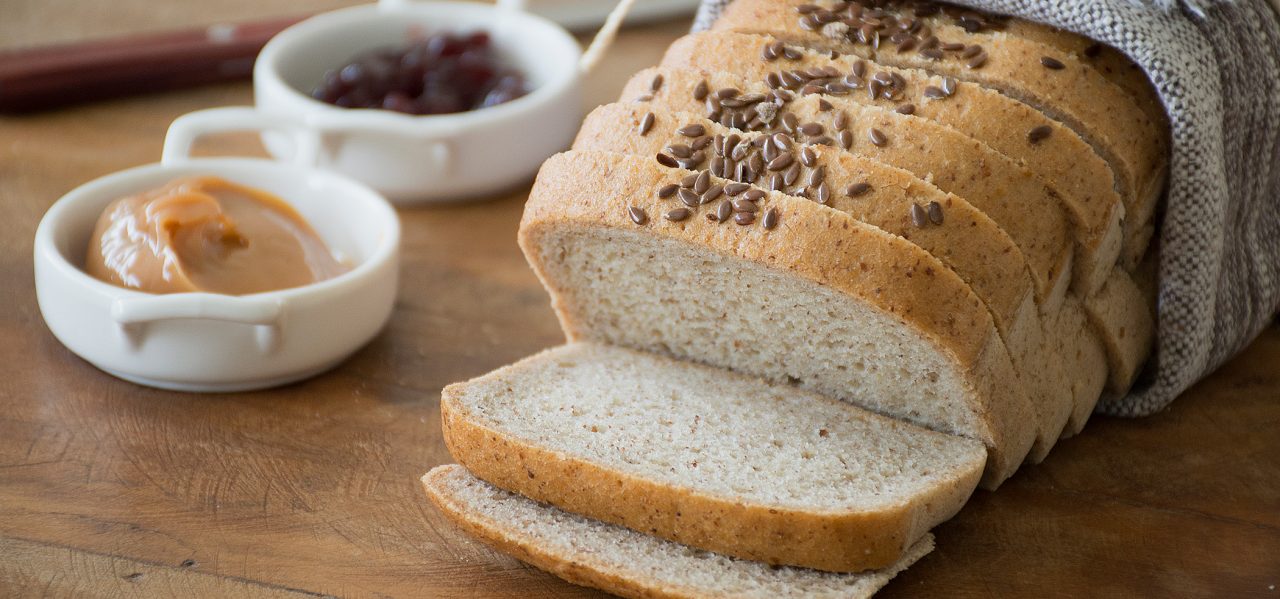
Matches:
[691,0,1280,416]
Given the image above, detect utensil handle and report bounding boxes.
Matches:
[0,16,304,114]
[162,107,322,166]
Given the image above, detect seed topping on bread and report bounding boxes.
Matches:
[638,112,655,135]
[791,0,1020,73]
[627,205,648,225]
[1028,125,1053,145]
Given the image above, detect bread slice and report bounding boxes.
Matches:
[1086,266,1156,393]
[1053,296,1109,437]
[423,464,935,599]
[570,102,1074,458]
[573,102,1040,368]
[623,65,1084,305]
[711,0,1167,268]
[657,31,1128,296]
[440,343,985,572]
[521,150,1037,486]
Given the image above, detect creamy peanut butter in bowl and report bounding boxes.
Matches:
[85,176,350,296]
[34,157,401,392]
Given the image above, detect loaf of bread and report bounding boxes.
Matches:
[424,1,1166,595]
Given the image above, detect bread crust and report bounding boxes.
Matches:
[625,65,1086,303]
[941,11,1170,237]
[520,151,1037,485]
[438,345,984,573]
[657,33,1126,298]
[713,0,1167,266]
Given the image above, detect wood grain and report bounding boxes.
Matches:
[1,3,1277,598]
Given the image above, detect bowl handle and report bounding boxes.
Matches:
[162,107,321,166]
[111,294,285,353]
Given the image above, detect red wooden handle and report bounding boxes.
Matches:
[0,15,307,113]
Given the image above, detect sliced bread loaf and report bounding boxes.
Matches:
[712,0,1167,265]
[616,68,1153,415]
[521,150,1037,486]
[440,342,985,572]
[423,464,935,599]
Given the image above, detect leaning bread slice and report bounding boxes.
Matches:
[573,102,1041,374]
[712,0,1168,257]
[571,103,1070,457]
[423,465,935,599]
[440,343,985,572]
[626,66,1083,305]
[1085,265,1156,393]
[1053,296,1109,437]
[521,150,1036,486]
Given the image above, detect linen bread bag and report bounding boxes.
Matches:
[422,0,1186,596]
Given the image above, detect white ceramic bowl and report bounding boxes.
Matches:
[33,157,401,392]
[162,0,584,204]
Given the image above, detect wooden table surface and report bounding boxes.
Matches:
[2,3,1278,598]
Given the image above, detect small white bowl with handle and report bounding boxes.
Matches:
[163,0,629,204]
[33,142,401,392]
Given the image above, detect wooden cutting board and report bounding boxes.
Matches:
[1,2,1277,597]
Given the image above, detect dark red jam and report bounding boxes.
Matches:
[310,32,528,115]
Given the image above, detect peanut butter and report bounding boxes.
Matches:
[85,176,348,295]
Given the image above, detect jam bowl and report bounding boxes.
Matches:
[162,0,584,204]
[33,152,401,392]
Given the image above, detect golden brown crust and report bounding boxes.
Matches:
[519,150,1035,486]
[657,32,1126,297]
[1002,22,1170,244]
[713,0,1166,265]
[625,65,1088,302]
